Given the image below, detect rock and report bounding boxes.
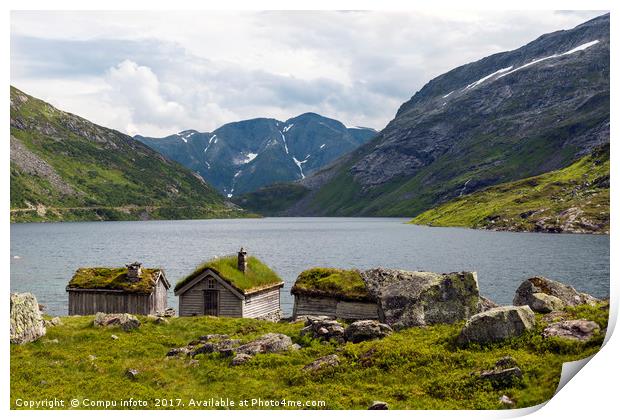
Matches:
[513,277,598,311]
[111,334,119,340]
[231,353,253,366]
[291,344,302,351]
[44,316,63,328]
[368,401,389,410]
[361,269,480,329]
[156,307,176,318]
[528,293,564,313]
[125,369,139,380]
[256,309,283,322]
[480,367,523,388]
[494,356,518,370]
[10,292,46,344]
[499,395,515,408]
[303,354,340,371]
[301,318,345,343]
[236,333,293,355]
[457,306,536,345]
[478,296,499,312]
[542,319,600,341]
[44,338,59,344]
[88,355,97,361]
[541,311,569,323]
[93,313,141,331]
[154,317,169,325]
[344,320,393,343]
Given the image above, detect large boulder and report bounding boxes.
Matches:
[542,319,601,341]
[303,354,340,371]
[513,276,597,312]
[344,320,393,343]
[93,313,141,331]
[361,268,480,329]
[10,293,46,344]
[457,306,536,345]
[300,317,345,343]
[235,333,293,355]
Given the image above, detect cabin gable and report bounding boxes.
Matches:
[177,269,243,317]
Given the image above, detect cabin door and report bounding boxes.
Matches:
[203,290,219,316]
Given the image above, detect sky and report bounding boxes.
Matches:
[10,10,605,137]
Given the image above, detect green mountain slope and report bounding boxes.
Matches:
[410,147,609,234]
[10,86,249,222]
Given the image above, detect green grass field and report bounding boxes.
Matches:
[10,303,607,410]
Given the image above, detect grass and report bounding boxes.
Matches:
[175,256,283,294]
[10,303,608,410]
[291,268,372,301]
[68,268,162,294]
[409,147,609,233]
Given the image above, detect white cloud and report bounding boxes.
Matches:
[10,10,607,137]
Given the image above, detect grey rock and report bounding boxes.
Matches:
[499,395,515,407]
[542,319,600,341]
[362,268,480,329]
[231,353,253,366]
[256,309,283,322]
[125,369,139,380]
[480,367,523,388]
[291,344,302,351]
[93,313,141,332]
[156,307,176,318]
[529,293,565,313]
[478,296,499,312]
[154,317,169,325]
[10,292,46,344]
[303,354,340,371]
[111,334,119,340]
[458,306,536,345]
[368,401,389,410]
[236,333,293,355]
[301,318,345,343]
[344,320,393,343]
[513,277,598,311]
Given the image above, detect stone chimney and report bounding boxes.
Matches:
[237,248,248,273]
[126,262,143,282]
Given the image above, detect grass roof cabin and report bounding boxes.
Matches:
[291,268,379,321]
[66,262,170,315]
[174,248,284,320]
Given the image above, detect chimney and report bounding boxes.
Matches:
[126,262,143,282]
[237,248,248,273]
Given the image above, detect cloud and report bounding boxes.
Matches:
[10,10,607,137]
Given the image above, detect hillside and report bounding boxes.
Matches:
[135,114,376,197]
[410,146,609,234]
[11,302,607,409]
[10,86,249,222]
[249,14,609,220]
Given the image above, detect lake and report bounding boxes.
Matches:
[10,218,610,316]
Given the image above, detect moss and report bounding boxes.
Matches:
[67,267,161,294]
[291,268,372,302]
[174,255,283,294]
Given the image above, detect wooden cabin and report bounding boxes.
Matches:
[175,249,284,320]
[66,262,170,315]
[291,268,379,320]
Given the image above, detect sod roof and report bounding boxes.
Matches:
[291,268,372,302]
[174,255,283,294]
[67,267,165,294]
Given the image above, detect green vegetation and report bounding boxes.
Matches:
[68,268,162,294]
[11,303,607,409]
[291,268,371,301]
[232,184,310,216]
[175,256,283,293]
[410,147,609,233]
[10,86,252,223]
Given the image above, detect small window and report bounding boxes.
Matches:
[206,277,216,289]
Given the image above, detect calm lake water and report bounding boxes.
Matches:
[10,218,610,316]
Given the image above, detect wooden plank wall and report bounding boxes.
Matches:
[178,275,242,317]
[68,291,154,315]
[243,288,280,318]
[293,295,379,320]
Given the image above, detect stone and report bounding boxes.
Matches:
[154,317,169,325]
[499,395,515,408]
[494,356,518,370]
[156,307,176,318]
[528,293,564,313]
[368,401,389,410]
[542,319,600,341]
[480,367,523,388]
[44,316,63,328]
[231,353,253,366]
[44,338,59,344]
[541,311,569,324]
[362,268,481,329]
[478,296,499,312]
[301,318,345,343]
[457,306,536,345]
[10,292,46,344]
[236,333,293,355]
[291,344,302,351]
[111,335,119,340]
[256,309,283,322]
[303,354,340,371]
[93,313,141,332]
[125,369,139,380]
[513,276,598,311]
[344,320,393,343]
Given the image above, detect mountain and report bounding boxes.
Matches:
[411,145,609,234]
[244,14,609,220]
[10,86,248,222]
[135,113,376,196]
